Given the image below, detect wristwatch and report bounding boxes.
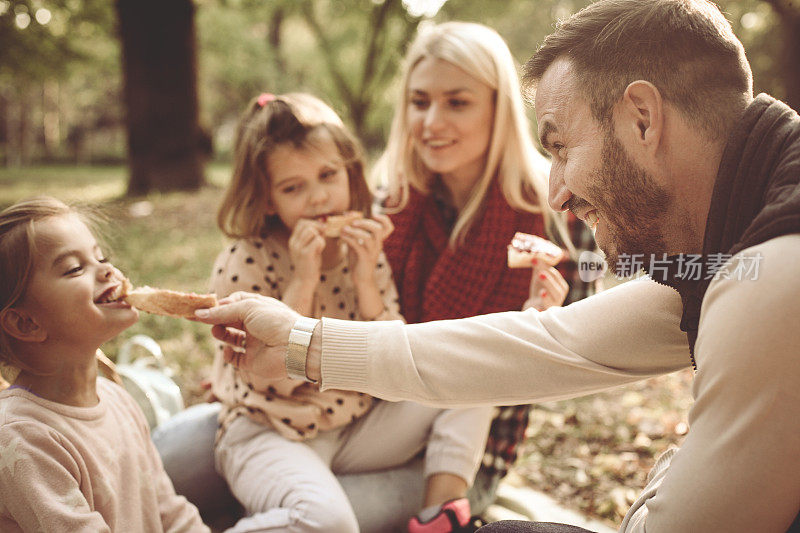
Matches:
[285,316,320,383]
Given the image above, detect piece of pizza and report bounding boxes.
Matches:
[123,285,218,319]
[507,232,566,268]
[321,211,363,237]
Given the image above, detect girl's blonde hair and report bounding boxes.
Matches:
[0,197,100,372]
[375,21,568,247]
[218,93,373,239]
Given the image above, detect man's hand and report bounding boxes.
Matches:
[195,292,300,379]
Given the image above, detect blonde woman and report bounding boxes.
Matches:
[376,21,597,516]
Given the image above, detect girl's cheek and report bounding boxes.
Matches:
[280,214,299,231]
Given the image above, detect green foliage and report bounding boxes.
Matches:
[439,0,594,63]
[439,0,799,123]
[196,0,422,154]
[719,0,788,102]
[2,0,799,165]
[0,0,122,166]
[0,165,126,206]
[0,0,115,81]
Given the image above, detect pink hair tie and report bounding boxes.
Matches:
[257,93,276,107]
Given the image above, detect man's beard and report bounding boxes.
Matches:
[583,131,671,272]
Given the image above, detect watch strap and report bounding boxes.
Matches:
[285,316,320,383]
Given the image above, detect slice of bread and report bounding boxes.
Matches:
[323,211,363,237]
[124,286,217,319]
[507,232,566,268]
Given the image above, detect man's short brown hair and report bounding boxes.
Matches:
[524,0,753,139]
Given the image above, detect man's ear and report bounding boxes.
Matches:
[616,80,664,150]
[0,308,46,343]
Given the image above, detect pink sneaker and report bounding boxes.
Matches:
[408,498,485,533]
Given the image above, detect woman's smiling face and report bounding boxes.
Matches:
[406,57,495,202]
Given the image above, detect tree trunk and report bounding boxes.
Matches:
[42,81,61,159]
[4,86,33,167]
[268,7,288,76]
[116,0,205,195]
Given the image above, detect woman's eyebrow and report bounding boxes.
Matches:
[443,88,472,95]
[408,88,473,95]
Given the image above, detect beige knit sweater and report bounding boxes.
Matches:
[318,235,800,533]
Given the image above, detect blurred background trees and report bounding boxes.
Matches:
[0,0,119,167]
[117,0,206,193]
[1,0,797,193]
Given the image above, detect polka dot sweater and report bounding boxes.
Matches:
[210,235,403,441]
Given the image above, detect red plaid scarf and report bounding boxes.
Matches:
[385,180,541,323]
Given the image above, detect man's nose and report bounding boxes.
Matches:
[548,167,572,212]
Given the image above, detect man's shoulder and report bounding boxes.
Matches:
[693,234,800,414]
[698,234,800,362]
[755,233,800,264]
[704,233,800,300]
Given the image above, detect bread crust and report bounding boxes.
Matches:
[322,211,363,237]
[124,286,217,319]
[507,232,566,268]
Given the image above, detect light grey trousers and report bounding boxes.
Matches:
[216,400,493,533]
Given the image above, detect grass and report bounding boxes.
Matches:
[0,165,128,206]
[0,163,234,401]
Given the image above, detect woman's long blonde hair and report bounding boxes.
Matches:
[375,21,567,247]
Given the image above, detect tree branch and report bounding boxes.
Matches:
[358,0,396,99]
[299,1,354,105]
[267,7,288,75]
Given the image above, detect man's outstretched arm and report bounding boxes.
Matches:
[318,276,689,406]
